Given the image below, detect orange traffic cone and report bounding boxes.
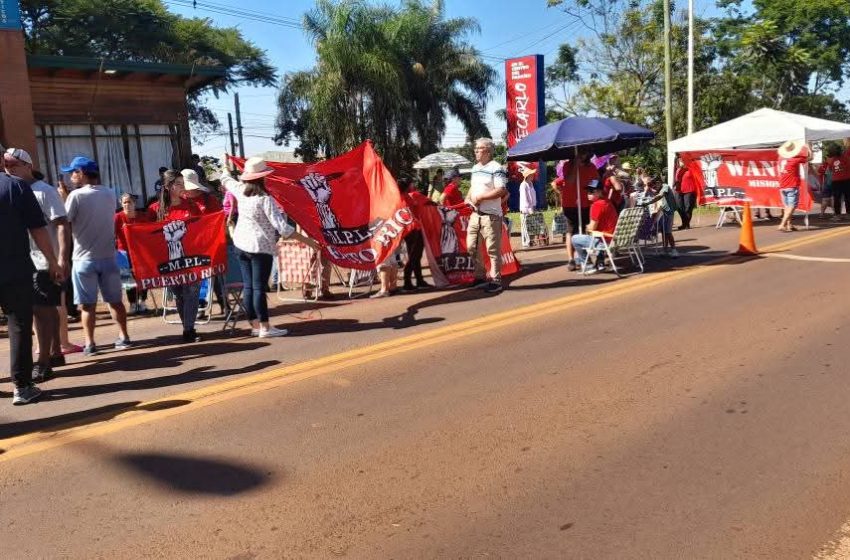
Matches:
[736,201,758,255]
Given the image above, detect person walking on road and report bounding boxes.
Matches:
[466,138,508,294]
[777,140,810,233]
[221,156,317,337]
[0,162,64,404]
[63,156,131,356]
[4,148,71,382]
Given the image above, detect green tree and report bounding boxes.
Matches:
[19,0,277,135]
[274,0,496,173]
[546,0,850,174]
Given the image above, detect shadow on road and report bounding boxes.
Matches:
[0,399,191,440]
[41,359,280,401]
[113,452,272,496]
[35,341,273,381]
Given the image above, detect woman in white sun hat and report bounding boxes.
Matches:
[777,139,811,233]
[221,156,317,338]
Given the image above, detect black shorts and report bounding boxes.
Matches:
[562,207,591,235]
[33,270,62,307]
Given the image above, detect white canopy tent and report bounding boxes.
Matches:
[667,108,850,183]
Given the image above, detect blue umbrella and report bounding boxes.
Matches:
[507,117,654,232]
[506,116,655,161]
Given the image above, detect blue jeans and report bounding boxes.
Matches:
[174,283,201,331]
[237,249,274,322]
[571,234,604,265]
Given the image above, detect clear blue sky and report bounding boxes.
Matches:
[165,0,720,157]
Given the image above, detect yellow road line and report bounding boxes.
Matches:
[2,226,849,463]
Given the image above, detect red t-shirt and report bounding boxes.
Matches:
[114,211,152,252]
[603,175,624,207]
[441,182,464,207]
[779,155,808,189]
[679,169,696,194]
[148,200,198,221]
[558,161,599,208]
[590,198,618,239]
[822,155,850,182]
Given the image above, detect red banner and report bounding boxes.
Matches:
[124,211,227,289]
[505,55,545,182]
[415,203,519,286]
[230,142,414,270]
[681,149,813,210]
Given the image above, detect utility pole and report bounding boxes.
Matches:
[227,112,236,156]
[663,0,673,146]
[687,0,695,135]
[234,93,245,158]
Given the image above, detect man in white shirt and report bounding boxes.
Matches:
[466,137,508,294]
[3,148,70,382]
[63,156,131,355]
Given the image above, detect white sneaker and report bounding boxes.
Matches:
[259,326,288,338]
[137,302,148,314]
[250,328,259,337]
[670,249,680,258]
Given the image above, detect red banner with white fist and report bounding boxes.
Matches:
[415,203,519,286]
[229,141,414,270]
[124,211,227,289]
[680,149,814,210]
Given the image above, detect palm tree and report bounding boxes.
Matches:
[274,0,496,173]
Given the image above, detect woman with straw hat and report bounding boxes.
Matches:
[519,166,538,248]
[777,139,810,233]
[221,156,317,338]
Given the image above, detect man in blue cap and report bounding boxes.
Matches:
[63,156,131,355]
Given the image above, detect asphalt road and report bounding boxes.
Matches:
[3,218,850,559]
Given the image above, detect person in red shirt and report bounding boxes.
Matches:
[776,140,810,232]
[557,151,598,270]
[114,193,152,314]
[823,140,850,217]
[674,158,697,229]
[602,161,625,210]
[150,170,220,342]
[570,180,617,273]
[440,169,464,208]
[399,176,433,291]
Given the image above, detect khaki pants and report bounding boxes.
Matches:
[467,212,502,283]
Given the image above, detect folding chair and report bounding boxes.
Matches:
[581,206,645,277]
[348,268,377,299]
[222,244,246,333]
[551,213,567,243]
[116,250,158,312]
[161,279,213,325]
[521,212,548,246]
[276,239,321,302]
[715,205,742,228]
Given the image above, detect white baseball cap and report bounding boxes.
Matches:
[4,148,33,166]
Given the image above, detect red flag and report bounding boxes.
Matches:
[124,212,227,290]
[229,142,415,270]
[681,149,814,210]
[415,203,519,286]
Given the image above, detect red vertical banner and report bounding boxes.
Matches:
[505,55,546,184]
